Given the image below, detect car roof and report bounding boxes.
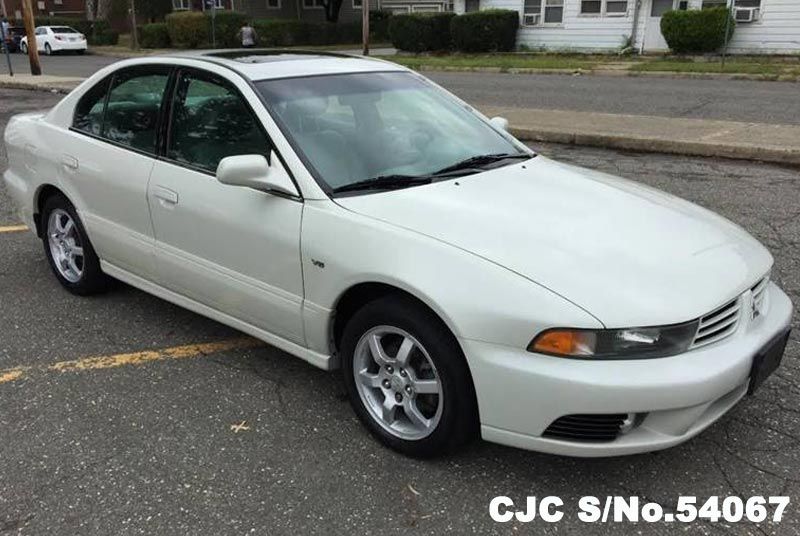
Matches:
[162,49,407,81]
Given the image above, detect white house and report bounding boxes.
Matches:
[452,0,800,54]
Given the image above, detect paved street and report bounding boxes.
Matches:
[1,90,799,535]
[3,53,800,124]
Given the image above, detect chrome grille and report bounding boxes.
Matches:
[751,275,769,317]
[691,297,741,349]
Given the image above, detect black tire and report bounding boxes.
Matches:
[20,42,27,54]
[41,193,111,295]
[341,295,479,458]
[76,49,85,55]
[44,43,52,55]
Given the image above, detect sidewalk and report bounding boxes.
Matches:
[1,74,798,166]
[480,106,800,166]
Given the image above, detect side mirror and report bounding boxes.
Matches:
[216,152,300,198]
[489,116,509,132]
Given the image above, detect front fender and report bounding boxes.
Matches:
[300,199,602,354]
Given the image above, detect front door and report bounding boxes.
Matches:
[644,0,678,52]
[147,68,305,344]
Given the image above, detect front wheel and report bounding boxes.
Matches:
[41,193,111,295]
[44,43,52,55]
[341,295,478,458]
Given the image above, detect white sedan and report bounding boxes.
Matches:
[20,26,87,55]
[3,52,792,458]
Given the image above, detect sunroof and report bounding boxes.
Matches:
[205,50,352,64]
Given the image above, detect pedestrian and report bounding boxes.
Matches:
[237,21,258,49]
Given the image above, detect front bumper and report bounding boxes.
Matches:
[462,282,793,457]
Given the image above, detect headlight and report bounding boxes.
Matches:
[528,321,699,359]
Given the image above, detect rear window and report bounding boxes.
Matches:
[51,27,78,33]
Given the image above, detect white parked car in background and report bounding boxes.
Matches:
[3,52,793,458]
[20,26,87,55]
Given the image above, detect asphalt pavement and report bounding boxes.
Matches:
[1,89,799,535]
[2,53,800,125]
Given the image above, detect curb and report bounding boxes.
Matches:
[409,64,800,82]
[509,126,800,167]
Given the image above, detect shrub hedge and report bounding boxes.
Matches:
[139,22,171,49]
[165,11,209,48]
[252,19,361,47]
[208,11,248,47]
[388,12,455,53]
[31,17,119,45]
[369,10,393,42]
[450,9,518,52]
[661,7,734,54]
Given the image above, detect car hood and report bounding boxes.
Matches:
[335,156,772,327]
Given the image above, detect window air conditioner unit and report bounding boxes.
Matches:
[734,7,759,23]
[523,13,540,25]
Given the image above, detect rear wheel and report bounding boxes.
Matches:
[41,193,111,295]
[341,295,478,458]
[20,41,27,54]
[76,49,85,55]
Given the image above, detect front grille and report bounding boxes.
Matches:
[751,275,769,317]
[691,297,741,350]
[542,414,628,442]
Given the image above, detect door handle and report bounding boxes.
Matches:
[153,186,179,206]
[61,155,79,171]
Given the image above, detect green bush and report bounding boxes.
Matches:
[369,10,392,42]
[92,29,119,45]
[139,22,170,48]
[207,11,248,47]
[450,9,518,52]
[252,19,361,47]
[661,7,734,54]
[389,12,455,53]
[165,11,209,48]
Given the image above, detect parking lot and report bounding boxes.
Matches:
[1,89,799,535]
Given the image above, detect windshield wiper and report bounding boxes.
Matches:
[433,153,531,175]
[332,175,433,194]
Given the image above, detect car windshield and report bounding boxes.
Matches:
[256,72,529,193]
[51,26,78,33]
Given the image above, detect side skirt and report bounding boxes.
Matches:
[101,261,335,371]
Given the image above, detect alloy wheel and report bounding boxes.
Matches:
[353,326,443,440]
[47,208,84,283]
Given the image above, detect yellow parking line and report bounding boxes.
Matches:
[0,225,28,234]
[0,337,264,384]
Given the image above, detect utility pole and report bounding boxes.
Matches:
[361,0,369,55]
[129,0,139,50]
[21,0,40,75]
[721,0,732,72]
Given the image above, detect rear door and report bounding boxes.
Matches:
[66,65,173,279]
[147,67,305,344]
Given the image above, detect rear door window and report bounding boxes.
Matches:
[102,68,170,155]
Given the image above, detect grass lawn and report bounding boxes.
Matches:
[380,54,612,71]
[631,59,800,76]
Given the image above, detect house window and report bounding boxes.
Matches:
[267,0,280,7]
[735,0,760,7]
[303,0,324,8]
[523,0,563,25]
[214,0,225,8]
[702,0,727,7]
[353,0,361,7]
[605,0,627,14]
[581,0,627,15]
[580,0,601,13]
[172,0,190,9]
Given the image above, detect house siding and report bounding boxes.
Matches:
[724,0,800,54]
[465,0,800,54]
